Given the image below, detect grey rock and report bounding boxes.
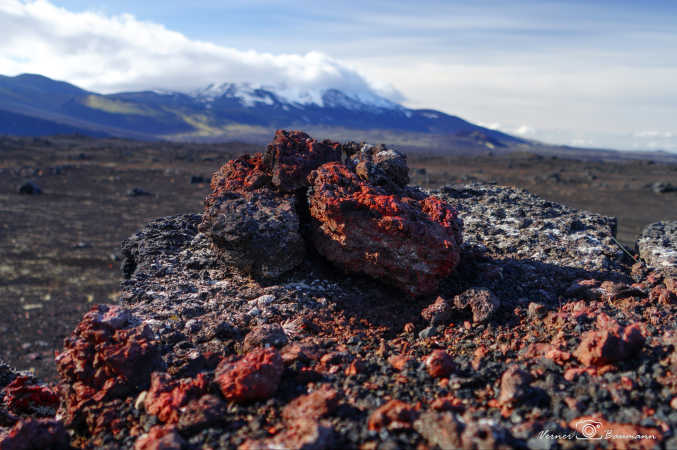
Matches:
[199,190,304,280]
[413,412,463,450]
[637,221,677,274]
[18,180,42,194]
[453,287,500,323]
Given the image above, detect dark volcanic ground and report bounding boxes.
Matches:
[0,135,676,382]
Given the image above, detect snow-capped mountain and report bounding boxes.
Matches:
[189,82,404,113]
[0,73,523,147]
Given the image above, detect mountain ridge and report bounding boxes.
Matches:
[0,73,521,147]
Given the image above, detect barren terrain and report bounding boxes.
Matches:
[1,135,675,382]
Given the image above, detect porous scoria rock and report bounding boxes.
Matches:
[438,183,624,272]
[307,162,462,296]
[637,221,677,274]
[215,348,283,403]
[574,322,644,367]
[199,130,462,294]
[199,189,305,280]
[0,418,69,450]
[55,304,162,428]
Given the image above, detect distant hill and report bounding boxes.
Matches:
[0,73,523,148]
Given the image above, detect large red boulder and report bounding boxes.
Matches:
[307,162,462,296]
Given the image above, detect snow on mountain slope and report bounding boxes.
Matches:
[189,82,404,112]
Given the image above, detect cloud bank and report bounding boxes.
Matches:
[0,0,402,101]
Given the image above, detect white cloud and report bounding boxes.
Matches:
[633,130,674,138]
[513,125,535,137]
[0,0,400,100]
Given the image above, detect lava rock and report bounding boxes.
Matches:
[453,287,500,323]
[242,323,289,352]
[200,188,304,280]
[367,400,418,431]
[421,296,454,326]
[55,305,162,428]
[413,411,463,450]
[498,366,533,406]
[637,221,677,274]
[573,323,645,366]
[215,348,283,403]
[425,350,455,378]
[0,418,69,450]
[134,425,186,450]
[282,386,341,423]
[307,162,462,296]
[262,129,342,192]
[127,187,153,197]
[17,181,41,195]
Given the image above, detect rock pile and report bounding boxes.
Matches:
[199,130,463,296]
[2,131,676,449]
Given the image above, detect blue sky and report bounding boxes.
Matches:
[2,0,677,151]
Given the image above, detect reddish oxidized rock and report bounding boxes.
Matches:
[134,425,186,450]
[55,304,162,428]
[569,416,661,449]
[367,399,419,431]
[143,372,210,424]
[215,348,283,403]
[205,153,270,206]
[498,366,532,406]
[263,130,341,192]
[2,376,59,415]
[282,385,341,422]
[0,418,69,450]
[574,322,645,367]
[307,162,462,296]
[425,350,455,378]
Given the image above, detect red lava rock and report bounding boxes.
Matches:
[453,287,500,323]
[205,153,270,205]
[425,350,455,378]
[143,372,210,424]
[574,322,645,367]
[134,425,186,450]
[215,348,283,403]
[263,129,341,192]
[2,376,59,415]
[431,395,465,412]
[240,418,335,450]
[55,304,162,428]
[649,285,677,305]
[388,354,413,372]
[282,385,341,422]
[307,162,462,296]
[569,416,661,449]
[367,399,418,431]
[0,418,69,450]
[523,343,571,366]
[421,296,454,326]
[498,366,532,406]
[413,411,463,450]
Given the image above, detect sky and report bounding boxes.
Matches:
[2,0,677,152]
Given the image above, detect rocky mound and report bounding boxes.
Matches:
[2,131,677,450]
[637,221,677,275]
